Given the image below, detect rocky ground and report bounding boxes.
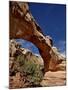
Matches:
[41,61,66,86]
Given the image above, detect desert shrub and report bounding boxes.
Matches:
[16,54,43,86]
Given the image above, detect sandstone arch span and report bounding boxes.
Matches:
[9,1,63,73]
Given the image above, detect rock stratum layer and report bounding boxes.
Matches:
[9,1,65,73]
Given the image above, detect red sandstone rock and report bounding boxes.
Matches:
[9,1,63,73]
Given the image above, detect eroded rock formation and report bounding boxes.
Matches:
[9,1,63,73]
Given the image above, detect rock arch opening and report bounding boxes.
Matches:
[10,1,63,73]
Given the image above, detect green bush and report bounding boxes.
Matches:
[16,54,43,86]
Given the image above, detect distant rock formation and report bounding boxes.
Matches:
[9,1,65,74]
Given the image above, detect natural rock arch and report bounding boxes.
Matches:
[9,1,63,73]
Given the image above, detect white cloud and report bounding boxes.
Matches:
[55,40,66,56]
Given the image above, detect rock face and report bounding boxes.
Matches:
[41,71,66,86]
[9,1,64,73]
[41,60,66,86]
[9,40,66,88]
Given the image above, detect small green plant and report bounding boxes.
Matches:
[15,54,43,86]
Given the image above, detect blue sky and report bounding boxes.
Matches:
[16,2,66,55]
